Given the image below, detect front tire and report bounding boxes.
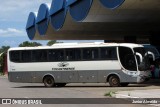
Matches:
[43,76,55,87]
[109,75,120,87]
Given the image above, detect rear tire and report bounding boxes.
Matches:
[109,75,120,87]
[43,76,55,87]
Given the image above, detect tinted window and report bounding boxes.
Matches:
[119,47,136,71]
[21,50,31,62]
[100,47,117,60]
[10,51,21,62]
[65,49,81,61]
[82,48,99,60]
[32,50,48,62]
[48,49,64,61]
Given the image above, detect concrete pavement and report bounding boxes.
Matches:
[115,89,160,98]
[0,76,160,107]
[115,79,160,98]
[114,79,160,106]
[114,89,160,107]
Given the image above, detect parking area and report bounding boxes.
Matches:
[0,76,160,107]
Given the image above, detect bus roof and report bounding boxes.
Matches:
[8,43,143,51]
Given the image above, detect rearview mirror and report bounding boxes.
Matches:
[135,52,143,63]
[145,51,155,61]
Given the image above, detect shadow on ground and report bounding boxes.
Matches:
[13,83,160,88]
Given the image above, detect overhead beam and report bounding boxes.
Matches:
[26,0,160,44]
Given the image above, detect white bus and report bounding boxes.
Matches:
[8,43,152,87]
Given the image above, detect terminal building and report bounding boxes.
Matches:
[26,0,160,48]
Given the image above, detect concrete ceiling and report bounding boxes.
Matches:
[26,0,160,43]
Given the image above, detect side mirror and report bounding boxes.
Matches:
[135,52,143,63]
[145,51,155,61]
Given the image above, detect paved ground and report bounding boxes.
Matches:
[116,89,160,98]
[0,76,160,107]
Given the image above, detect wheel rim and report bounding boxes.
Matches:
[44,77,54,86]
[112,78,118,85]
[47,79,52,85]
[111,78,119,86]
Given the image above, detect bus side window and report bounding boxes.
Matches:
[56,50,64,61]
[48,49,64,61]
[21,51,31,62]
[32,50,47,62]
[66,49,74,61]
[10,51,21,62]
[65,49,81,61]
[100,47,117,60]
[74,49,81,60]
[48,50,56,61]
[82,48,99,60]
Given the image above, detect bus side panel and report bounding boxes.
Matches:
[8,72,34,83]
[78,70,97,83]
[34,71,62,83]
[98,70,138,83]
[8,71,62,83]
[61,71,78,83]
[98,70,112,83]
[119,71,138,83]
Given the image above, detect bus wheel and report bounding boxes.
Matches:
[109,75,120,87]
[120,83,129,87]
[43,76,55,87]
[56,83,67,87]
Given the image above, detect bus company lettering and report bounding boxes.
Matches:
[52,62,75,71]
[52,68,75,71]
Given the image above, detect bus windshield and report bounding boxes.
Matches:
[119,47,137,71]
[133,47,150,71]
[119,47,150,71]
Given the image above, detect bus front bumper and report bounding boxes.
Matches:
[138,75,151,83]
